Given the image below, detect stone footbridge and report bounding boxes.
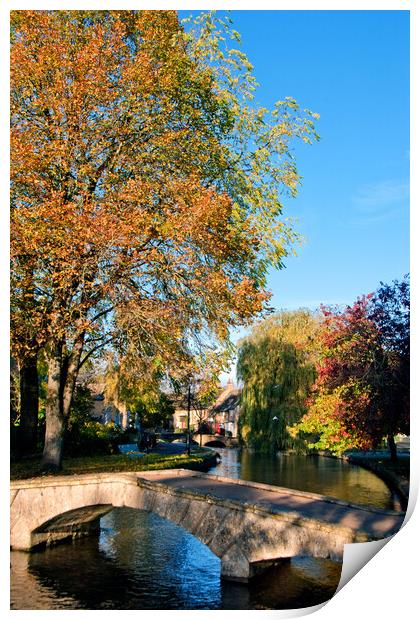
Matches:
[195,433,238,448]
[10,469,404,581]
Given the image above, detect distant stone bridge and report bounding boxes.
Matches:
[194,433,238,448]
[159,432,238,448]
[10,470,404,581]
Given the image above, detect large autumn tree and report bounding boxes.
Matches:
[10,11,319,469]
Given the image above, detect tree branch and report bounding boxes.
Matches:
[90,306,114,323]
[78,337,114,370]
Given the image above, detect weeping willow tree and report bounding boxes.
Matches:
[237,310,321,452]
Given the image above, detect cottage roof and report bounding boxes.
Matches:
[213,387,241,412]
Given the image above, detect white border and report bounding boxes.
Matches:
[2,2,417,619]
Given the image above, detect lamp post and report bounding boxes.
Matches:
[272,415,279,452]
[271,382,281,452]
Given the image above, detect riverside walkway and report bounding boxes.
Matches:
[10,469,404,581]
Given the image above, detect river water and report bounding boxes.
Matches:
[10,449,399,610]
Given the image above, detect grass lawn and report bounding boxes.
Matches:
[10,448,217,481]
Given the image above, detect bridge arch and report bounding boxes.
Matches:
[10,473,254,579]
[30,504,114,548]
[195,433,238,448]
[203,440,226,448]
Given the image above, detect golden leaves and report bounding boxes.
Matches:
[11,10,318,385]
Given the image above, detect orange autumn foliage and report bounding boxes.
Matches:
[10,11,318,468]
[11,12,264,360]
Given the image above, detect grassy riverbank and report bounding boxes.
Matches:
[10,448,218,481]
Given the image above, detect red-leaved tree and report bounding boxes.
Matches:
[291,277,409,460]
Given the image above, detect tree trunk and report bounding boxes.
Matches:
[41,335,85,471]
[120,404,128,430]
[62,335,84,419]
[18,353,39,455]
[387,434,398,462]
[42,348,65,471]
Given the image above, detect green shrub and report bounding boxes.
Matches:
[64,420,123,456]
[64,385,124,456]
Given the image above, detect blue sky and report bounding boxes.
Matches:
[185,11,410,297]
[183,10,410,379]
[222,11,410,310]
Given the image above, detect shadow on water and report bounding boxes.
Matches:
[221,557,342,610]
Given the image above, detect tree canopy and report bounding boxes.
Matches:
[290,276,410,458]
[11,10,319,469]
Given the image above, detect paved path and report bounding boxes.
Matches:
[138,470,404,540]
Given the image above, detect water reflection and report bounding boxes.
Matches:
[11,508,341,610]
[209,450,397,510]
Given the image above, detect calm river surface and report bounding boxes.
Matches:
[10,449,399,610]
